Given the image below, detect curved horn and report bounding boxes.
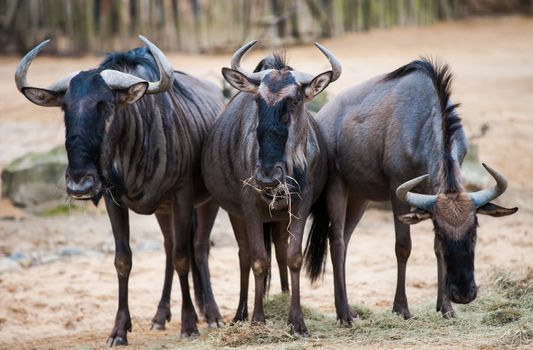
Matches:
[469,163,508,208]
[292,42,342,85]
[396,174,437,212]
[100,35,174,94]
[314,42,342,82]
[15,39,78,93]
[138,35,174,94]
[228,40,272,82]
[231,40,258,71]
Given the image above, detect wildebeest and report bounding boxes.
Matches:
[305,58,518,324]
[202,40,341,335]
[15,36,225,345]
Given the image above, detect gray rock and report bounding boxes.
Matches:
[1,145,68,208]
[0,257,22,273]
[39,253,61,265]
[59,246,84,257]
[9,251,33,267]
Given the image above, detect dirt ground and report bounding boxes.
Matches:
[0,16,532,349]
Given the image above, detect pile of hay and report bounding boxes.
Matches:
[202,268,532,348]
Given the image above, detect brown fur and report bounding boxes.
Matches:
[433,193,475,240]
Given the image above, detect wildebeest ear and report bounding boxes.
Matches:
[476,202,518,217]
[303,71,333,101]
[221,67,259,93]
[22,87,64,107]
[117,82,149,105]
[397,208,432,225]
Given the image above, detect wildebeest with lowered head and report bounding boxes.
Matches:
[202,40,341,335]
[305,58,517,324]
[15,36,225,345]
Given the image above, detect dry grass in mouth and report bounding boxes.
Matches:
[241,176,302,235]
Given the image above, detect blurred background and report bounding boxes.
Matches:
[1,0,532,55]
[0,1,532,349]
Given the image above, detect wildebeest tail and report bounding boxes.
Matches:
[304,192,330,283]
[262,222,273,296]
[189,209,205,314]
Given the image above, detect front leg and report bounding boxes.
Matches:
[391,197,412,319]
[435,239,456,318]
[104,196,132,347]
[272,222,289,293]
[229,214,251,323]
[243,210,268,325]
[171,187,199,338]
[286,205,311,337]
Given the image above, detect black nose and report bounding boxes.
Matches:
[448,282,477,304]
[255,162,284,185]
[66,173,95,197]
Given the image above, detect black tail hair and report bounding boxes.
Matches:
[263,223,273,296]
[304,192,330,283]
[384,57,462,192]
[189,210,205,314]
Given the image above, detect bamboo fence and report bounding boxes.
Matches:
[0,0,521,55]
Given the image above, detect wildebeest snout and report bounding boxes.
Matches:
[66,169,100,199]
[254,161,284,185]
[448,281,477,304]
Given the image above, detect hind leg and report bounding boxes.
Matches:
[325,175,352,325]
[193,199,224,327]
[342,195,369,319]
[229,214,250,322]
[151,211,174,330]
[272,222,289,293]
[391,196,412,319]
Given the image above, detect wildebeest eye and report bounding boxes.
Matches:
[281,113,290,124]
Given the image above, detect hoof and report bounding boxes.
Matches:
[293,331,309,338]
[150,322,166,331]
[393,305,412,320]
[106,336,127,347]
[338,308,354,326]
[441,309,457,319]
[180,330,200,339]
[208,320,225,328]
[290,325,309,338]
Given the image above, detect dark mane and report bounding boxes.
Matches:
[253,51,292,72]
[384,58,462,192]
[99,47,159,79]
[100,47,201,113]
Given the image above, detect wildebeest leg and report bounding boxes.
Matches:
[245,213,268,324]
[286,214,309,336]
[171,189,199,338]
[325,175,352,324]
[343,195,369,318]
[229,214,250,322]
[435,238,456,318]
[391,197,412,319]
[193,199,224,327]
[104,196,132,347]
[272,222,289,293]
[150,211,174,330]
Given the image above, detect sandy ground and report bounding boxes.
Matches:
[0,16,532,349]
